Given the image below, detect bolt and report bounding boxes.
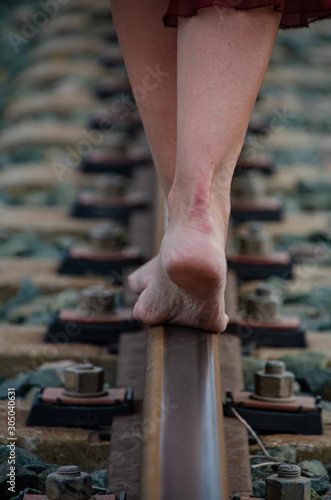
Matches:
[266,464,311,500]
[244,283,282,322]
[87,221,125,251]
[256,282,274,297]
[46,466,92,500]
[231,172,266,201]
[253,360,296,402]
[76,363,94,371]
[277,464,301,479]
[95,174,127,198]
[239,222,273,256]
[78,285,115,315]
[58,465,81,476]
[265,360,285,375]
[63,363,107,398]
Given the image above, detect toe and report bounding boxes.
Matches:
[127,272,142,294]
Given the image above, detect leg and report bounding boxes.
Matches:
[111,0,177,195]
[134,6,282,332]
[111,0,177,292]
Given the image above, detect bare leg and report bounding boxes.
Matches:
[134,6,282,331]
[111,0,177,292]
[111,0,177,191]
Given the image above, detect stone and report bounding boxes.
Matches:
[251,464,274,484]
[300,460,328,477]
[311,476,331,496]
[26,368,62,390]
[252,479,266,498]
[279,353,331,395]
[37,465,59,491]
[321,380,331,402]
[299,459,330,494]
[0,446,53,473]
[6,287,80,325]
[91,469,108,490]
[0,368,63,400]
[249,429,331,464]
[270,446,297,464]
[24,386,43,402]
[242,357,265,391]
[1,277,40,320]
[0,374,30,399]
[0,463,38,500]
[326,464,331,480]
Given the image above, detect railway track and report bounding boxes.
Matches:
[0,1,330,499]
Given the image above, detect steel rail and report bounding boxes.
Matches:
[141,324,229,500]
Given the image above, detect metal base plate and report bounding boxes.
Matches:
[70,193,149,221]
[227,252,293,280]
[231,198,283,224]
[225,317,306,348]
[224,391,323,435]
[45,309,140,345]
[26,388,133,428]
[81,152,150,174]
[57,246,145,278]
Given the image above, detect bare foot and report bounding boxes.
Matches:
[133,209,229,332]
[128,256,157,293]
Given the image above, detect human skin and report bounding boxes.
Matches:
[111,1,282,331]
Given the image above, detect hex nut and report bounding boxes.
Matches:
[244,283,282,322]
[239,222,273,256]
[63,363,107,398]
[231,172,266,201]
[266,464,311,500]
[88,221,125,250]
[253,360,296,402]
[78,285,115,314]
[46,465,92,500]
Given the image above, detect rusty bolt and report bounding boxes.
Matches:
[253,360,296,402]
[244,283,282,322]
[63,363,107,398]
[266,464,311,500]
[78,285,115,315]
[95,174,127,198]
[46,465,92,500]
[239,222,273,256]
[231,172,266,201]
[87,221,125,251]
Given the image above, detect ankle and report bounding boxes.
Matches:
[167,180,231,238]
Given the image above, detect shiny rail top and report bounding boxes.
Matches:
[141,325,229,500]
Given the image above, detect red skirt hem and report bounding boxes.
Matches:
[163,1,331,29]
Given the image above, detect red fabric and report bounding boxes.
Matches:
[163,0,331,28]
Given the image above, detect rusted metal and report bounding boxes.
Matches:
[239,222,273,256]
[253,360,296,402]
[63,363,107,398]
[88,222,125,251]
[42,387,127,405]
[244,283,282,321]
[230,392,317,413]
[231,172,266,201]
[46,466,92,500]
[78,285,115,315]
[108,331,253,500]
[265,464,311,500]
[141,325,229,500]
